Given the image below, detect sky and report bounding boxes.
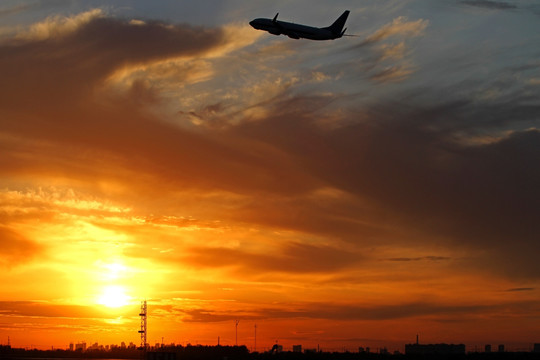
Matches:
[1,0,539,353]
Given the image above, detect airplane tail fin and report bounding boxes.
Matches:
[325,10,350,37]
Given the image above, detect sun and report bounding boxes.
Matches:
[98,285,131,308]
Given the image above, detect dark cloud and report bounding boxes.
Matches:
[0,15,224,111]
[0,227,42,267]
[0,15,291,196]
[505,287,535,292]
[385,256,451,262]
[177,300,539,323]
[227,94,540,277]
[460,1,517,10]
[0,3,35,17]
[180,309,248,323]
[162,242,361,275]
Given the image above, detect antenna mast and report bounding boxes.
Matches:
[235,320,240,346]
[139,301,147,352]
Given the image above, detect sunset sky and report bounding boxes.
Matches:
[1,0,539,353]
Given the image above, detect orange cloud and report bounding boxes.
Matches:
[364,16,429,44]
[0,227,42,267]
[15,9,104,41]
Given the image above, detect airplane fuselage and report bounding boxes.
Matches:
[249,18,336,40]
[249,11,350,41]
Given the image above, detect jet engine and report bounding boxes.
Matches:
[286,32,300,39]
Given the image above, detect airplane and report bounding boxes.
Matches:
[249,10,350,40]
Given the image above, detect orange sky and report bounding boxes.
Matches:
[1,3,539,353]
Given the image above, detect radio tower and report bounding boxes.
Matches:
[138,301,147,352]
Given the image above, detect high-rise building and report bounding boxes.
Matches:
[292,345,302,353]
[498,344,505,353]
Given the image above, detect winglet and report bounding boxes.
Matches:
[273,13,279,22]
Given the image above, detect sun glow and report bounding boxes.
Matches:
[98,285,131,308]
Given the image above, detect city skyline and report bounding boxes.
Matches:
[1,0,539,353]
[2,336,540,354]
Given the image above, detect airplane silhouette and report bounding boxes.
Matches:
[249,11,350,40]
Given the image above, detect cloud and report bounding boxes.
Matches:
[176,300,539,323]
[15,9,105,41]
[0,12,226,112]
[224,95,540,277]
[0,227,42,267]
[0,187,129,215]
[0,301,94,318]
[379,41,408,61]
[385,256,451,262]
[358,16,429,46]
[345,17,427,83]
[460,1,517,10]
[126,241,361,276]
[370,64,413,83]
[0,9,539,286]
[505,288,535,292]
[0,3,36,17]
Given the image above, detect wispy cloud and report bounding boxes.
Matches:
[355,16,429,47]
[385,256,451,262]
[460,1,517,10]
[0,2,36,17]
[505,287,535,292]
[176,300,540,322]
[15,8,105,40]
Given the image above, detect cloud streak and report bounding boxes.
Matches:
[176,300,540,322]
[460,1,517,10]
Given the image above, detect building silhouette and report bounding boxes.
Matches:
[405,343,465,355]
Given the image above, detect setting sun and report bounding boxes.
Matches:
[98,285,131,308]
